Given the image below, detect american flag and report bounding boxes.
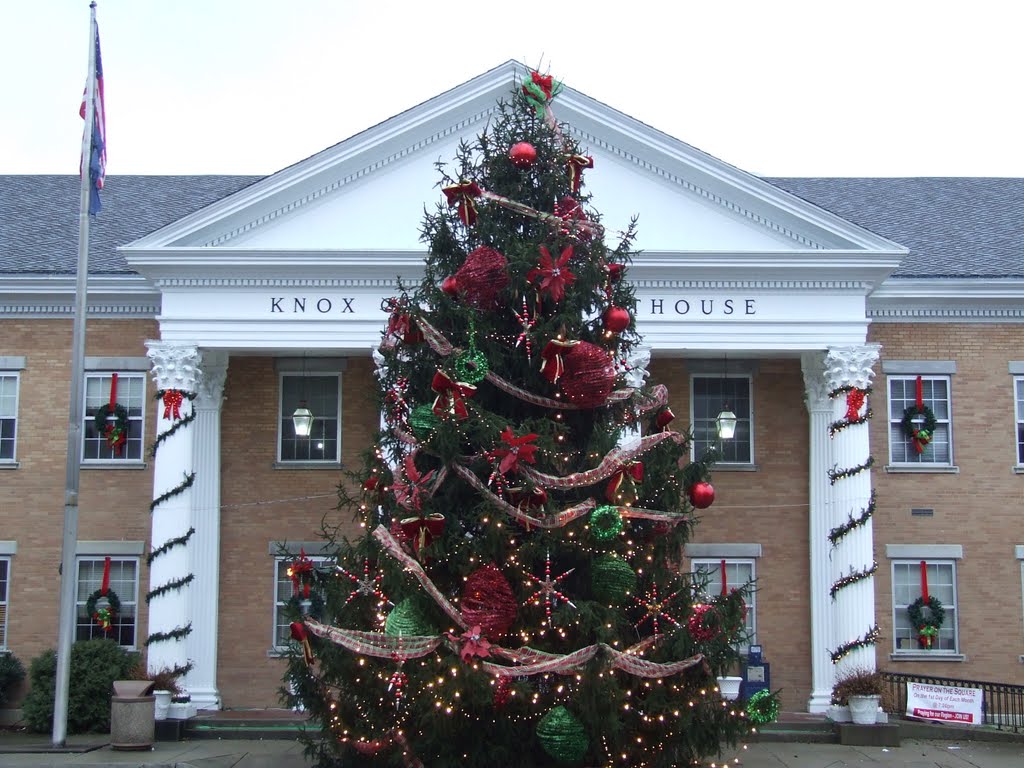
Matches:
[79,20,105,216]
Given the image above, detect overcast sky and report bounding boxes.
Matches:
[5,0,1023,178]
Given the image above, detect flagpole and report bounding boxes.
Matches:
[53,0,98,747]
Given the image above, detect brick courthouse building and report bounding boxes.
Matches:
[2,62,1023,715]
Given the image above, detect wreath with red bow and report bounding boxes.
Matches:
[85,588,121,633]
[94,403,129,452]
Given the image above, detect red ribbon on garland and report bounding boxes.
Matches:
[720,559,729,597]
[162,389,184,420]
[605,461,643,502]
[441,181,482,227]
[104,373,126,455]
[918,560,935,648]
[566,154,594,195]
[911,376,932,453]
[101,555,111,596]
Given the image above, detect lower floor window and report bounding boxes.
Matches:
[76,557,138,648]
[0,557,9,648]
[892,560,958,653]
[691,558,756,649]
[274,555,330,649]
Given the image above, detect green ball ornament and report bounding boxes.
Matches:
[385,599,433,637]
[589,505,623,542]
[409,404,440,439]
[454,349,489,384]
[746,689,780,724]
[536,705,589,764]
[591,555,636,604]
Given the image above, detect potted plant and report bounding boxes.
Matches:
[146,667,182,721]
[832,667,885,725]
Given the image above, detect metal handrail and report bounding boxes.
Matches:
[882,671,1024,732]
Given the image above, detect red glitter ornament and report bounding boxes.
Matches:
[461,563,517,639]
[454,246,510,309]
[509,142,538,168]
[559,341,615,408]
[493,676,512,707]
[689,481,715,510]
[441,275,460,297]
[603,306,631,333]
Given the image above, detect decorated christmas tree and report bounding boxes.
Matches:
[283,70,762,767]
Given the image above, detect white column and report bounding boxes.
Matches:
[824,344,881,679]
[146,342,200,711]
[185,350,227,710]
[801,351,835,713]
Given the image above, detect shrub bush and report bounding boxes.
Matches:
[22,639,139,733]
[0,652,26,706]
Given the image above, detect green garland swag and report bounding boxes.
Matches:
[85,588,121,631]
[907,595,944,648]
[901,403,937,446]
[94,403,129,448]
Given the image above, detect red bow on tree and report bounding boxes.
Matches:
[431,370,477,420]
[606,461,643,503]
[393,454,436,512]
[489,427,539,476]
[442,181,483,227]
[540,339,577,384]
[528,245,576,304]
[566,154,594,195]
[162,389,184,420]
[395,513,446,560]
[845,388,866,421]
[507,486,547,510]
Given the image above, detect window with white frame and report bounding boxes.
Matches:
[888,375,952,465]
[75,557,138,647]
[279,374,341,463]
[0,373,18,462]
[83,373,146,461]
[1015,377,1024,465]
[0,557,9,649]
[891,559,958,653]
[692,374,752,464]
[691,558,756,649]
[273,554,331,649]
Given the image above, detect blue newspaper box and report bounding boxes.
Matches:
[743,645,770,698]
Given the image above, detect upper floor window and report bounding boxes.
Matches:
[692,374,752,463]
[0,373,18,463]
[76,556,138,648]
[888,375,952,465]
[0,557,9,649]
[1015,377,1024,465]
[83,373,146,462]
[892,559,958,654]
[278,374,340,463]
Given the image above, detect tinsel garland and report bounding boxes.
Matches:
[746,689,781,724]
[827,491,877,547]
[149,471,196,512]
[830,625,881,664]
[827,457,874,485]
[146,526,195,566]
[146,573,195,603]
[829,563,878,599]
[150,411,196,457]
[144,623,193,646]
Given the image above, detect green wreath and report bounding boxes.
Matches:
[746,689,781,724]
[900,404,936,449]
[94,403,129,450]
[85,588,121,633]
[907,595,945,648]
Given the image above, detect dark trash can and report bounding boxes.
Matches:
[110,680,155,750]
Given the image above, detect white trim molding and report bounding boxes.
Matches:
[685,543,762,559]
[885,544,963,560]
[76,540,145,556]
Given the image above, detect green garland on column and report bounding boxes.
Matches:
[827,457,875,485]
[828,491,877,547]
[830,625,881,664]
[146,573,195,603]
[829,562,878,599]
[150,412,196,457]
[145,623,193,646]
[149,471,196,513]
[147,527,196,566]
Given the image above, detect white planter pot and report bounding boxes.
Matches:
[717,676,743,701]
[848,695,880,725]
[167,700,196,720]
[153,690,172,721]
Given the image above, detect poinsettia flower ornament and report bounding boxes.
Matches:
[528,245,576,304]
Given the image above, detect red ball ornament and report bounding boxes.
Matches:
[606,263,624,282]
[560,341,615,408]
[603,306,631,333]
[454,246,510,309]
[441,275,460,297]
[509,142,537,168]
[461,563,518,639]
[689,481,715,510]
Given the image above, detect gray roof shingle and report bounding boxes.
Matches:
[2,175,1022,279]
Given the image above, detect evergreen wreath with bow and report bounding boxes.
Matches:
[86,588,121,633]
[907,595,945,648]
[94,403,129,451]
[900,376,937,454]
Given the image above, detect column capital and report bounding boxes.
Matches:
[195,350,228,409]
[824,344,881,392]
[801,352,831,413]
[147,342,201,393]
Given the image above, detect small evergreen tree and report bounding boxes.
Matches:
[284,69,753,767]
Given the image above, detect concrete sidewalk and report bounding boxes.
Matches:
[1,734,1024,767]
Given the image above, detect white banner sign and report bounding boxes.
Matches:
[906,681,983,725]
